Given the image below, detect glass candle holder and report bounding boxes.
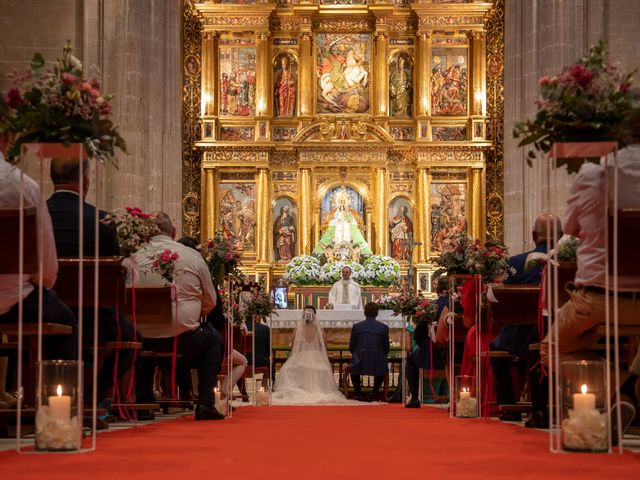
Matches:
[560,360,608,452]
[455,375,478,418]
[256,378,272,407]
[36,360,82,452]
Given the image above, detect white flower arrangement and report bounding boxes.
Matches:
[283,255,321,286]
[363,255,401,287]
[320,260,365,284]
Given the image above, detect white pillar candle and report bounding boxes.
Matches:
[48,384,71,424]
[573,384,596,414]
[459,388,471,400]
[214,387,221,405]
[257,387,268,406]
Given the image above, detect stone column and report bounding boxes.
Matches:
[298,32,313,118]
[416,167,429,263]
[201,32,217,116]
[202,168,216,241]
[416,32,431,117]
[374,29,389,117]
[256,168,270,263]
[374,168,387,254]
[300,168,312,254]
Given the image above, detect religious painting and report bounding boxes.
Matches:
[218,180,256,252]
[432,126,467,141]
[431,46,468,116]
[390,127,414,141]
[429,182,467,254]
[219,39,257,117]
[388,197,414,261]
[419,272,430,293]
[273,53,297,117]
[220,0,256,3]
[418,121,429,140]
[389,52,413,117]
[320,0,367,4]
[316,33,371,114]
[273,127,297,141]
[473,120,484,139]
[220,126,254,141]
[257,122,268,140]
[204,122,213,138]
[184,54,200,76]
[273,197,297,262]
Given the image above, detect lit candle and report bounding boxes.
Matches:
[214,387,221,406]
[459,387,470,400]
[257,387,268,406]
[573,384,596,414]
[48,384,71,424]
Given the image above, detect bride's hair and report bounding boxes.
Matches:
[303,305,316,313]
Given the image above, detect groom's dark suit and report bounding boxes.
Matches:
[349,315,390,399]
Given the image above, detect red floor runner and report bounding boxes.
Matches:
[0,405,638,479]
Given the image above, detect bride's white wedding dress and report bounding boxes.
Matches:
[272,309,350,405]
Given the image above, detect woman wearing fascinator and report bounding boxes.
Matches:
[272,306,351,404]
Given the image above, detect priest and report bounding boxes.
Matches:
[326,266,363,310]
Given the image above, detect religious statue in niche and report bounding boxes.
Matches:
[219,182,257,251]
[389,53,413,117]
[274,54,297,117]
[388,200,413,261]
[430,183,467,253]
[273,199,296,261]
[314,187,371,260]
[431,48,468,116]
[316,33,370,114]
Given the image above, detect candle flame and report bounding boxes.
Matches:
[463,387,469,393]
[56,384,62,396]
[581,384,588,395]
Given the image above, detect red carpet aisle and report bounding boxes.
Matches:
[0,406,638,479]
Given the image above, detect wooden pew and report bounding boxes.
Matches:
[0,207,38,274]
[489,285,541,327]
[54,257,124,308]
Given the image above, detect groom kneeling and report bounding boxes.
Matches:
[348,302,390,401]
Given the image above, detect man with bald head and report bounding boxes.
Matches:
[490,212,563,421]
[47,157,137,413]
[131,212,224,420]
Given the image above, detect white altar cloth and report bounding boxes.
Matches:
[269,309,402,329]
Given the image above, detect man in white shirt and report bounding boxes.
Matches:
[131,212,224,420]
[541,144,640,362]
[0,131,76,361]
[326,266,363,310]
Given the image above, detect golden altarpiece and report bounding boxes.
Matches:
[181,0,504,291]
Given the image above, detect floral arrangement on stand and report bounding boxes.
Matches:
[514,40,640,173]
[147,249,179,284]
[388,290,426,317]
[0,42,126,164]
[243,282,278,319]
[284,254,400,287]
[435,231,512,284]
[200,232,242,285]
[101,207,157,257]
[557,235,580,262]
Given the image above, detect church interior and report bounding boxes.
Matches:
[1,0,639,478]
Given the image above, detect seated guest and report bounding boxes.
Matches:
[405,278,450,408]
[490,213,562,421]
[349,302,390,401]
[47,157,138,406]
[132,212,224,420]
[535,142,640,431]
[245,316,271,369]
[0,129,77,367]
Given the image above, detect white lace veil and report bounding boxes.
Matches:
[289,306,329,362]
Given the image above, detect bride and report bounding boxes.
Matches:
[272,306,349,404]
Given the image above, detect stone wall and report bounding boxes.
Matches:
[503,0,640,254]
[0,0,183,233]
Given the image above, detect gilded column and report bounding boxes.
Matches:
[375,168,387,254]
[256,168,270,263]
[471,167,484,242]
[256,32,271,117]
[416,167,429,263]
[201,32,217,117]
[300,168,312,254]
[298,32,313,118]
[374,28,389,117]
[203,168,216,241]
[470,31,487,116]
[416,32,431,117]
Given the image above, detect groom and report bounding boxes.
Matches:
[348,302,390,401]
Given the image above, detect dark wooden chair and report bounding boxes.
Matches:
[54,257,124,308]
